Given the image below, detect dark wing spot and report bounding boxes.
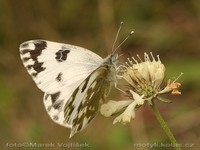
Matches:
[64,87,79,122]
[44,94,50,101]
[47,106,52,112]
[81,77,90,93]
[53,115,59,121]
[20,49,30,55]
[20,42,29,48]
[31,40,47,61]
[31,72,37,77]
[50,92,60,103]
[33,62,45,72]
[55,48,70,62]
[52,101,63,109]
[26,65,32,70]
[56,72,63,82]
[22,57,30,62]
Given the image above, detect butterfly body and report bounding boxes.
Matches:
[20,40,118,137]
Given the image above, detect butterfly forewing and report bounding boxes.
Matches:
[20,40,103,94]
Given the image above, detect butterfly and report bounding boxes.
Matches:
[19,22,133,137]
[19,39,120,137]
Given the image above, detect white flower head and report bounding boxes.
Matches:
[123,52,165,98]
[100,52,182,125]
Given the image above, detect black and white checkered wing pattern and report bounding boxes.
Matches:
[63,66,113,137]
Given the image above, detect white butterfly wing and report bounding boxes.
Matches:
[20,40,103,94]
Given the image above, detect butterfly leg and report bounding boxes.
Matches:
[114,75,126,94]
[116,64,127,72]
[113,64,127,94]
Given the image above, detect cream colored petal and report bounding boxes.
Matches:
[113,101,137,124]
[129,90,144,105]
[100,100,133,117]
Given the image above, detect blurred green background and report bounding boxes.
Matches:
[0,0,200,150]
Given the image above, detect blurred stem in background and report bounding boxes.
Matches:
[98,0,116,53]
[151,100,181,150]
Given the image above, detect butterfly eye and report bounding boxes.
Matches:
[111,54,118,62]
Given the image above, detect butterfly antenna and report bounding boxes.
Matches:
[111,22,124,52]
[118,53,125,58]
[112,30,134,54]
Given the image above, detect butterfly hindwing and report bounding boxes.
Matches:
[63,66,114,137]
[43,92,71,127]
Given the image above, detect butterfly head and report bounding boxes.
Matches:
[111,53,118,63]
[104,53,118,65]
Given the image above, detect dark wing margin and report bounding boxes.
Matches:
[20,40,47,77]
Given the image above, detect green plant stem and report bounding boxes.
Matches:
[150,100,181,150]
